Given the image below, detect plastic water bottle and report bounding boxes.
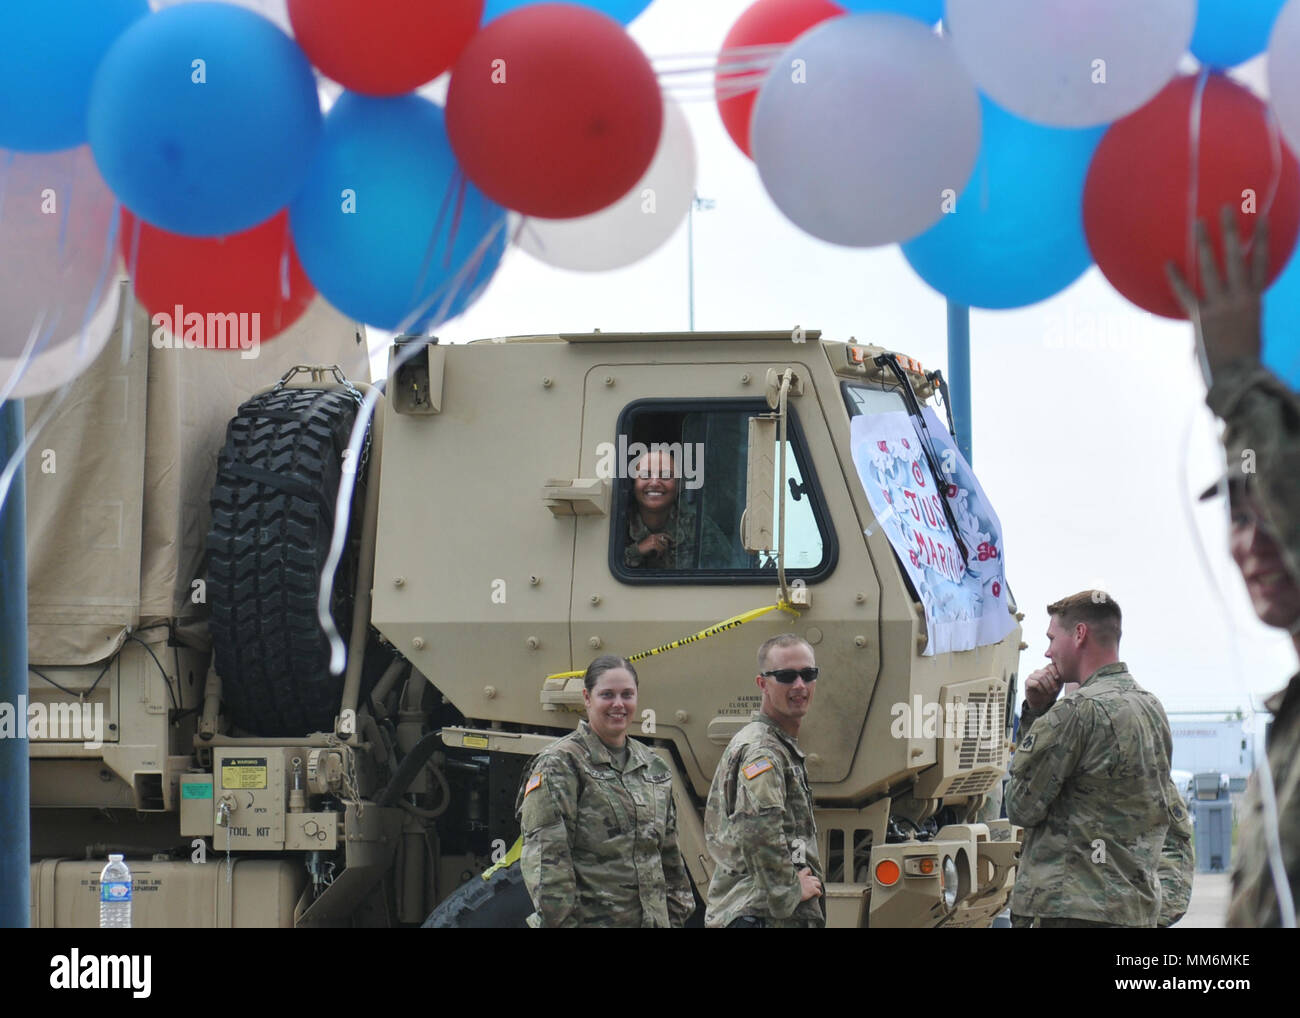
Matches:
[99,854,132,928]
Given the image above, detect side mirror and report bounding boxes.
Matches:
[742,415,777,553]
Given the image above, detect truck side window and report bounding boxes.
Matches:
[610,399,835,584]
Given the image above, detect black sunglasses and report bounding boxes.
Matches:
[761,667,819,684]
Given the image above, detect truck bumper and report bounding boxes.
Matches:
[829,820,1020,928]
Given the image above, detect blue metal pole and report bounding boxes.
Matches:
[0,399,29,928]
[946,300,973,465]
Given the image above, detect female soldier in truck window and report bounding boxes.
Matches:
[624,449,733,569]
[515,655,695,927]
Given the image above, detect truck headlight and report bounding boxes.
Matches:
[942,856,959,910]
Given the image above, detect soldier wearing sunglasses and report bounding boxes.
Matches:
[703,634,826,928]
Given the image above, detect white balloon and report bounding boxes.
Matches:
[945,0,1196,127]
[150,0,292,34]
[0,146,123,399]
[752,14,981,248]
[518,101,696,271]
[1269,0,1300,156]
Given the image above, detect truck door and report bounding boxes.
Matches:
[567,353,873,794]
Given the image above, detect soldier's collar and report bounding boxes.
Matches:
[753,711,805,758]
[1080,661,1129,687]
[577,721,645,771]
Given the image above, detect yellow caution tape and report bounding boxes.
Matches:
[481,834,523,879]
[545,601,802,681]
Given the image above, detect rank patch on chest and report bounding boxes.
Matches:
[524,773,543,797]
[1018,734,1035,751]
[743,758,774,780]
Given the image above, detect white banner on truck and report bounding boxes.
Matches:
[850,409,1014,655]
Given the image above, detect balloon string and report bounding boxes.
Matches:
[318,214,511,675]
[411,169,460,316]
[1185,69,1215,387]
[653,43,789,63]
[1261,103,1283,231]
[447,173,468,273]
[56,150,73,256]
[0,312,52,408]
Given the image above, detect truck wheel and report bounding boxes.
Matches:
[422,864,533,929]
[206,385,370,736]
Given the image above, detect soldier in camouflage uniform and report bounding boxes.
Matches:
[1158,781,1195,927]
[624,449,735,569]
[704,634,825,928]
[1168,209,1300,927]
[1005,592,1172,927]
[516,656,695,927]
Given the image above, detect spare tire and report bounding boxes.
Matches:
[422,864,533,929]
[206,384,370,736]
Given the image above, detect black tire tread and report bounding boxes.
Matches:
[421,864,532,929]
[206,386,365,736]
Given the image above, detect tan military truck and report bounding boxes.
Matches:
[25,299,1022,927]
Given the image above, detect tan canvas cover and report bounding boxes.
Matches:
[25,281,370,665]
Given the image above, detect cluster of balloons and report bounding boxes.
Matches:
[715,0,1300,386]
[6,0,1300,398]
[0,0,674,399]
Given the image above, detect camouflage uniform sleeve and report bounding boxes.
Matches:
[1158,782,1195,927]
[661,788,697,927]
[1004,700,1088,830]
[732,748,803,919]
[1207,358,1300,582]
[516,753,581,928]
[625,517,647,567]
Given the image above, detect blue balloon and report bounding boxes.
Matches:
[1191,0,1287,69]
[841,0,942,22]
[1263,243,1300,390]
[87,4,320,237]
[290,94,507,332]
[483,0,652,25]
[0,0,149,152]
[901,94,1104,310]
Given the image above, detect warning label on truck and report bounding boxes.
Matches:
[719,695,761,717]
[221,758,268,789]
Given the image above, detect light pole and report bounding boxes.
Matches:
[946,300,973,465]
[687,192,715,331]
[0,399,28,928]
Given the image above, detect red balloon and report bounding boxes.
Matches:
[446,4,662,219]
[121,208,315,345]
[288,0,484,95]
[715,0,845,160]
[1084,74,1300,320]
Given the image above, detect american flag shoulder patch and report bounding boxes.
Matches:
[524,773,543,797]
[742,758,774,780]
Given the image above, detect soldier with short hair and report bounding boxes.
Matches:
[1005,592,1173,928]
[704,633,825,928]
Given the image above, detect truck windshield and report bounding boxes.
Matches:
[842,382,909,419]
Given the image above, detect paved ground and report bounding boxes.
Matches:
[1174,871,1230,928]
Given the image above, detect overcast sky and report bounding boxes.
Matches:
[357,0,1297,725]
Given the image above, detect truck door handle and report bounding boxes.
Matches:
[542,478,609,517]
